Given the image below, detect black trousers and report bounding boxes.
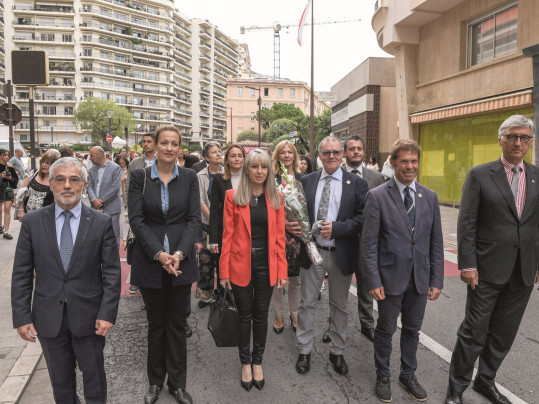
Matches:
[140,272,191,390]
[354,264,375,330]
[374,276,427,378]
[231,250,273,365]
[449,258,533,392]
[39,305,106,404]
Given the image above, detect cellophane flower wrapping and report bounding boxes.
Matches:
[278,163,323,265]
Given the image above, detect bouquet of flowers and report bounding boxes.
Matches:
[278,162,322,265]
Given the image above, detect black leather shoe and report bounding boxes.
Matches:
[473,379,511,404]
[398,374,427,401]
[329,353,349,375]
[170,388,193,404]
[253,378,265,390]
[185,324,193,338]
[144,385,162,404]
[375,376,392,402]
[445,386,463,404]
[241,378,253,392]
[296,353,311,374]
[361,327,375,343]
[273,325,284,334]
[322,327,331,343]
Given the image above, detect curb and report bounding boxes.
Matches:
[0,341,42,404]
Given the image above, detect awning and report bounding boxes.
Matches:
[410,90,532,124]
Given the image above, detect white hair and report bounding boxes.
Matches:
[498,115,536,139]
[49,157,87,182]
[317,136,342,152]
[46,148,61,158]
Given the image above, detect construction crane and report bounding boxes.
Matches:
[240,18,361,79]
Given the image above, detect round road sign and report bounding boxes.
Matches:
[106,134,113,142]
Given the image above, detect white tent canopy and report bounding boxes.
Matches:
[111,136,127,148]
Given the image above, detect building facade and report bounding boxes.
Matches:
[372,0,538,204]
[330,57,397,163]
[2,0,241,147]
[226,74,329,142]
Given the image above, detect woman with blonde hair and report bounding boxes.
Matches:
[271,140,303,333]
[220,149,287,391]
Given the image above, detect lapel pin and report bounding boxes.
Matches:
[533,180,535,183]
[418,193,423,198]
[346,180,350,184]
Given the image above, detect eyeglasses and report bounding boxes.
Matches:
[320,150,343,157]
[51,176,83,185]
[503,134,533,144]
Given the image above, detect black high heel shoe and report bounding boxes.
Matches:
[273,318,284,334]
[241,366,253,392]
[253,365,265,390]
[290,316,297,332]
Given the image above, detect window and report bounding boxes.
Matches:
[42,120,56,127]
[41,33,55,41]
[82,34,92,42]
[290,88,295,98]
[468,2,518,67]
[42,105,56,115]
[238,87,243,96]
[64,106,73,115]
[263,104,270,109]
[84,91,93,98]
[115,96,127,104]
[278,88,283,98]
[100,51,110,59]
[20,134,29,142]
[62,34,72,42]
[83,48,92,56]
[250,113,255,121]
[264,88,269,97]
[250,88,255,97]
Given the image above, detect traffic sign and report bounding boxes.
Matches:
[0,103,22,126]
[106,134,113,142]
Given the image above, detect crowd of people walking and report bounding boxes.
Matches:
[8,114,539,404]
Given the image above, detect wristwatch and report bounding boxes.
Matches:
[174,250,186,260]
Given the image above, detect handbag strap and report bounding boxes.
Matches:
[224,285,237,308]
[142,166,147,197]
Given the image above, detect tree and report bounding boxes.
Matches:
[74,97,137,146]
[262,118,297,143]
[236,129,259,142]
[269,103,305,122]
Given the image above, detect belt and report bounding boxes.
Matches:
[316,244,335,252]
[251,247,266,252]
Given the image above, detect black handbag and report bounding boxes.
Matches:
[207,286,240,347]
[126,168,146,265]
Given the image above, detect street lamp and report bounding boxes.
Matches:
[106,110,114,152]
[246,86,262,147]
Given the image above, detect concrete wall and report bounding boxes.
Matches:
[379,86,399,154]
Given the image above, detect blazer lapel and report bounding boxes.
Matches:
[66,205,92,272]
[387,178,413,236]
[239,203,251,237]
[307,171,321,222]
[490,160,519,221]
[266,194,274,246]
[336,171,351,221]
[413,183,424,239]
[42,204,65,275]
[519,162,537,223]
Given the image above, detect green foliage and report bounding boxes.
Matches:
[73,97,137,146]
[236,130,259,142]
[262,118,297,144]
[131,37,143,44]
[184,144,202,152]
[68,144,89,152]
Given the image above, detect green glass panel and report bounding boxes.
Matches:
[418,107,533,204]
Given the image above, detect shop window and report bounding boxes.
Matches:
[468,1,517,67]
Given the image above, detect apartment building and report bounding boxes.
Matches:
[226,74,329,142]
[372,0,538,204]
[2,0,240,147]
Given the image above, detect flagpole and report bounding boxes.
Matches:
[309,0,315,161]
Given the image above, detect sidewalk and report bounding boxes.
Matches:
[0,205,460,403]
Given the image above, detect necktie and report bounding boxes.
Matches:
[511,166,520,202]
[351,169,361,178]
[404,187,415,231]
[60,210,73,271]
[317,176,332,222]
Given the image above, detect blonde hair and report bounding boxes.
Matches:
[272,140,300,176]
[233,149,281,209]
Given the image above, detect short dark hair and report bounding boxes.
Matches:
[59,147,74,157]
[390,139,421,161]
[142,132,155,140]
[184,154,199,169]
[343,135,365,151]
[114,154,130,168]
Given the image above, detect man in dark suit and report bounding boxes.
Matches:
[362,139,444,402]
[322,135,385,344]
[445,115,539,404]
[12,157,121,404]
[88,146,122,246]
[291,136,368,376]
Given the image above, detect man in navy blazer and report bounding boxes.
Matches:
[11,157,121,403]
[292,136,368,376]
[362,139,444,402]
[88,146,122,245]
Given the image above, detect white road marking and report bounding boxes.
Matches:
[444,250,458,265]
[348,284,528,404]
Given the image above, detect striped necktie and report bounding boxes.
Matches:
[404,187,415,231]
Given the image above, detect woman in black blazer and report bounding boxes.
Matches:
[208,144,245,292]
[128,126,200,404]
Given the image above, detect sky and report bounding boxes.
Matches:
[176,0,391,91]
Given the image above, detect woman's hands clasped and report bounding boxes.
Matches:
[157,252,182,277]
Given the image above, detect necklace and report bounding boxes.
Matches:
[252,192,264,203]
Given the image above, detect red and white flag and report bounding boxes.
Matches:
[297,0,312,46]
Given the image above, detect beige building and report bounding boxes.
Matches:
[226,74,329,142]
[2,0,242,147]
[372,0,538,204]
[330,57,397,162]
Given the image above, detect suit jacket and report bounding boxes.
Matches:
[458,159,539,286]
[220,189,288,287]
[87,160,122,215]
[298,168,368,275]
[128,166,201,288]
[362,178,444,295]
[361,166,385,190]
[11,203,121,338]
[209,173,232,246]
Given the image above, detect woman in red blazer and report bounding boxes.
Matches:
[220,149,288,392]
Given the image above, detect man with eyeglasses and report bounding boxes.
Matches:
[11,157,121,404]
[290,136,368,376]
[445,115,539,404]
